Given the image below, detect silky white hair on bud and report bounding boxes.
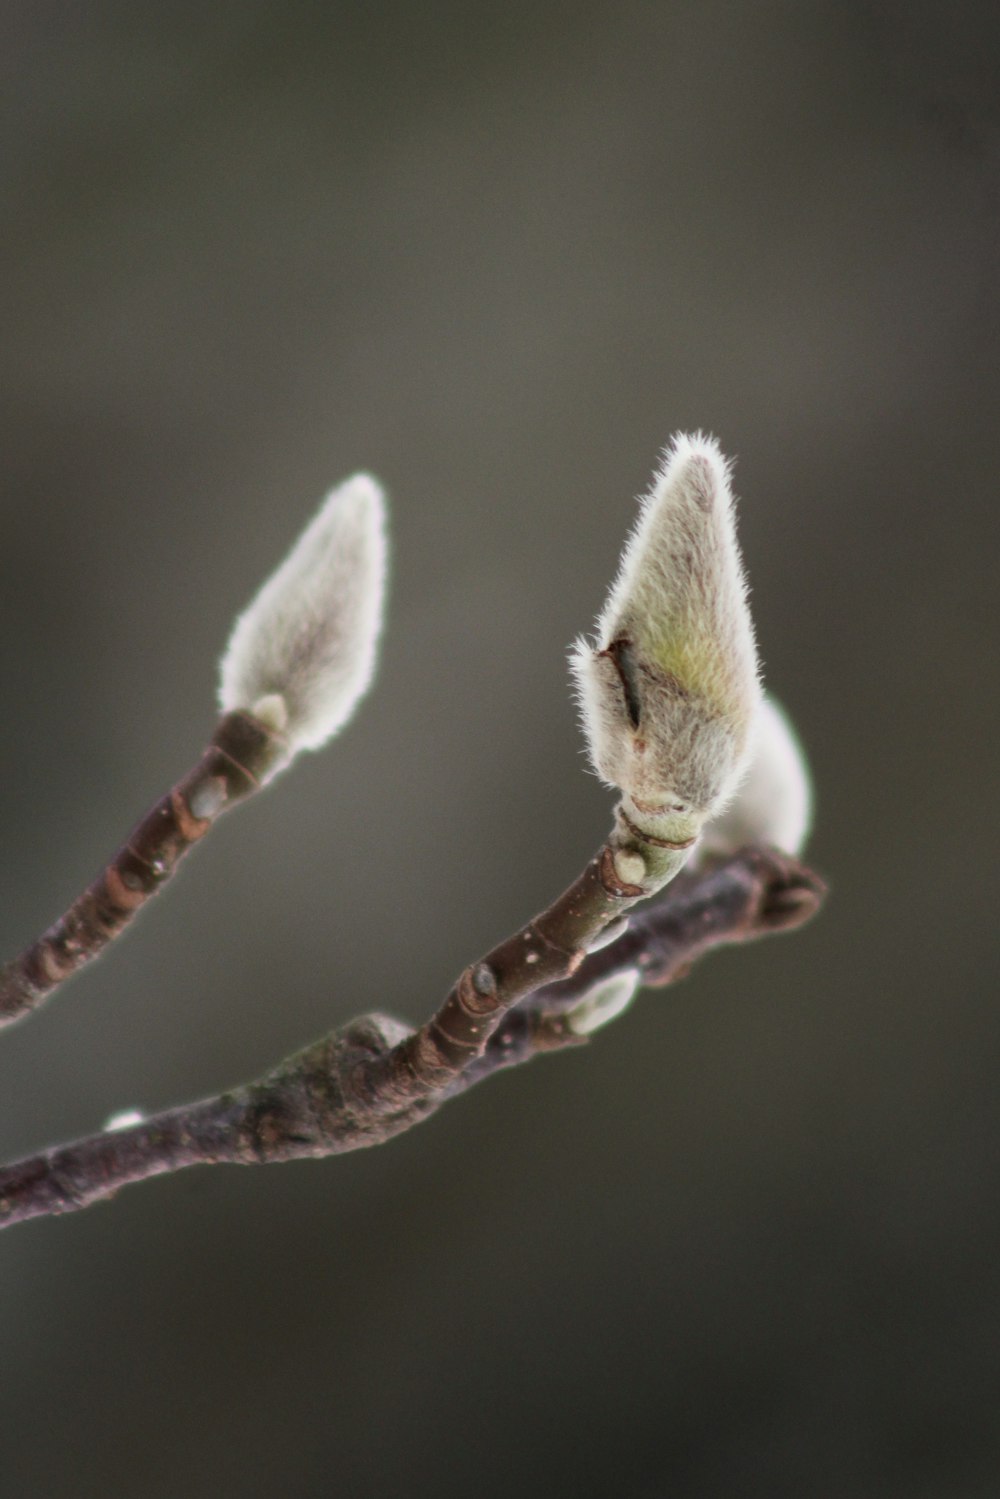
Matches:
[219,474,388,754]
[571,434,760,837]
[698,695,812,859]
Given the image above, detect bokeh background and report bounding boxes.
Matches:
[1,4,998,1495]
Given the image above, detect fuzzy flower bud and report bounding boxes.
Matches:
[697,695,812,859]
[218,474,387,757]
[571,434,760,846]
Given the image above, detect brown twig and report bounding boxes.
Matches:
[0,712,287,1031]
[0,847,825,1232]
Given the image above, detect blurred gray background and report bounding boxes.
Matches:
[1,3,998,1495]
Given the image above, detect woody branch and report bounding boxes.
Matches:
[0,848,824,1231]
[0,711,286,1029]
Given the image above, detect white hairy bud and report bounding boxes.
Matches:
[697,695,812,859]
[566,970,640,1037]
[219,474,388,755]
[571,434,760,845]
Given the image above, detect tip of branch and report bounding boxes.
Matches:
[740,847,827,933]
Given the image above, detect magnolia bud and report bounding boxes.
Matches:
[566,970,640,1036]
[571,434,760,847]
[218,475,388,760]
[698,695,812,859]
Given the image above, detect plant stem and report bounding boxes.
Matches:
[0,847,824,1232]
[0,712,286,1031]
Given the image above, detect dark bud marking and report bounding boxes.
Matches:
[603,637,643,729]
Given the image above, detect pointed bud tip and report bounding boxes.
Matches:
[328,470,385,519]
[658,430,734,509]
[218,473,389,758]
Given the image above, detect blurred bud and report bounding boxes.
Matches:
[566,970,640,1037]
[697,695,812,859]
[571,434,760,844]
[102,1108,145,1132]
[219,475,388,757]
